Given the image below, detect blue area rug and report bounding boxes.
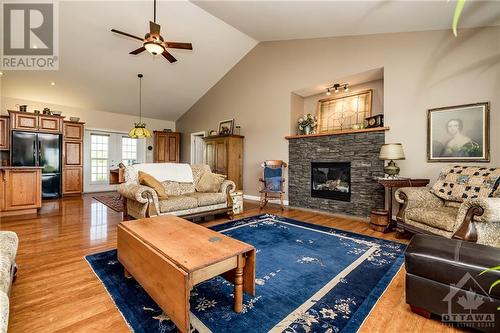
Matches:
[85,214,406,333]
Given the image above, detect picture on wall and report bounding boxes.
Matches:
[218,119,234,135]
[427,102,490,162]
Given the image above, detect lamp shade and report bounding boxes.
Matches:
[128,122,151,138]
[379,143,405,160]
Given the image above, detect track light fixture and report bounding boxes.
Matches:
[325,83,350,95]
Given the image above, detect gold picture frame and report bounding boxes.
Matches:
[427,102,490,162]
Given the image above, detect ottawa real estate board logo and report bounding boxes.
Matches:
[1,1,59,70]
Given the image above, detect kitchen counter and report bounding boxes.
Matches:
[0,166,44,169]
[0,167,42,217]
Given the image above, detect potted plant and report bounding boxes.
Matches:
[298,114,318,135]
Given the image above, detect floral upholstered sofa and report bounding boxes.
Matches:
[0,231,18,333]
[396,166,500,247]
[118,163,236,220]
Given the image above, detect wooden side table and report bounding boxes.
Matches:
[375,178,430,232]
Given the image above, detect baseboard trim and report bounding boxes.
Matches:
[243,194,289,206]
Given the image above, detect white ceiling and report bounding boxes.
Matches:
[2,1,499,121]
[193,0,500,41]
[293,68,384,97]
[2,0,257,121]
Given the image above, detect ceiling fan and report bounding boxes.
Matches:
[111,0,192,63]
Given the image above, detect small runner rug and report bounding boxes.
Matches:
[92,193,124,213]
[85,214,406,333]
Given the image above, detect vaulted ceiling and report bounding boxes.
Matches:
[2,0,499,121]
[1,1,257,120]
[193,0,500,41]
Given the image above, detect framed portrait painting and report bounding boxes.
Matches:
[427,102,490,162]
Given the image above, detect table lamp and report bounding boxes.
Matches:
[379,143,405,178]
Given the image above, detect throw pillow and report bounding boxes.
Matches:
[431,166,500,202]
[196,172,226,193]
[138,171,168,200]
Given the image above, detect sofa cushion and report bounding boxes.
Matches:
[191,165,211,185]
[161,181,196,196]
[405,207,458,232]
[185,192,227,206]
[138,171,168,200]
[0,232,18,263]
[195,172,225,193]
[159,195,198,213]
[0,291,8,333]
[0,257,12,295]
[432,166,500,202]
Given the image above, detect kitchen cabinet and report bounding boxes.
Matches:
[0,116,9,150]
[0,167,42,216]
[62,121,84,195]
[9,110,63,133]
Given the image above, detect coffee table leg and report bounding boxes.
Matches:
[234,255,245,313]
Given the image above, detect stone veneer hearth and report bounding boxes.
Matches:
[288,131,385,217]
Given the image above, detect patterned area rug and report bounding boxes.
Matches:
[92,193,124,213]
[86,214,406,333]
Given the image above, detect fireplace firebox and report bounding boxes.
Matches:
[311,162,351,202]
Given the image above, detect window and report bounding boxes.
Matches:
[121,137,138,166]
[318,90,373,133]
[90,134,109,182]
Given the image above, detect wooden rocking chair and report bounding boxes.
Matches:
[259,160,287,210]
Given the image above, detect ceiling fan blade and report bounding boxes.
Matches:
[130,46,146,55]
[111,29,144,42]
[162,50,177,63]
[150,21,161,37]
[165,42,193,50]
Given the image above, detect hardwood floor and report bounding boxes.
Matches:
[0,194,461,332]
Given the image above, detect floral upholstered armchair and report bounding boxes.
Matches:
[395,166,500,248]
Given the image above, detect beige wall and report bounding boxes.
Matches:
[302,79,384,120]
[2,97,175,163]
[176,26,500,198]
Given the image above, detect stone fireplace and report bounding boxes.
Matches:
[311,161,351,202]
[288,130,386,217]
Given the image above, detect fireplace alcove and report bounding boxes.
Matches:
[287,129,386,218]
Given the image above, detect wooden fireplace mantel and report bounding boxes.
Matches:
[285,126,389,140]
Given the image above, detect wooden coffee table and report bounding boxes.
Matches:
[117,215,256,333]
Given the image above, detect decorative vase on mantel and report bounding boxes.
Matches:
[303,125,312,135]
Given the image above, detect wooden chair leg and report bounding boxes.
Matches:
[260,193,268,209]
[280,193,284,210]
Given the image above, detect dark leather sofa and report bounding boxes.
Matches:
[405,234,500,332]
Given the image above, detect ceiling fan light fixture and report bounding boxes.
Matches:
[144,41,164,55]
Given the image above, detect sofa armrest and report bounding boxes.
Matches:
[395,187,444,209]
[118,183,159,204]
[220,180,236,195]
[452,198,500,243]
[457,198,500,224]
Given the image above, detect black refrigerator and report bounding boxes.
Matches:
[11,131,61,198]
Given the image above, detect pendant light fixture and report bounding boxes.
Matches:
[128,73,152,138]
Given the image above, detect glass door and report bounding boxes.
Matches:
[84,130,145,193]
